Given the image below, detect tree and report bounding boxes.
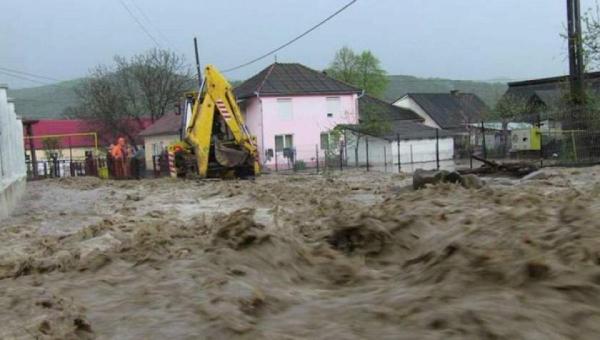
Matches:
[41,137,63,160]
[581,1,600,71]
[327,46,359,84]
[327,46,389,97]
[67,49,193,145]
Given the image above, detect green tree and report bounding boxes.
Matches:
[327,47,388,97]
[355,51,389,97]
[327,46,359,84]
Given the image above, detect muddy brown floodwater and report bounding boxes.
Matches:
[3,168,600,339]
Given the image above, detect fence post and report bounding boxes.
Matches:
[397,133,401,172]
[339,142,343,171]
[469,128,473,169]
[316,144,319,174]
[275,151,278,172]
[410,144,414,164]
[481,121,487,159]
[383,145,387,172]
[538,117,543,167]
[435,128,440,170]
[366,136,370,172]
[571,130,578,162]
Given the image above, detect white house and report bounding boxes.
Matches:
[343,95,454,170]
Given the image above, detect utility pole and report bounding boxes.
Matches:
[567,0,585,105]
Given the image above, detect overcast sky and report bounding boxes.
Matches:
[0,0,597,88]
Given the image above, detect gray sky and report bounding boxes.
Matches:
[0,0,596,88]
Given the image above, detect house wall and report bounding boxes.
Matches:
[242,97,264,159]
[143,133,179,169]
[393,97,441,129]
[243,94,359,167]
[0,85,27,219]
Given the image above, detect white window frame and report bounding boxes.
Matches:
[274,134,293,152]
[326,97,341,118]
[277,98,293,121]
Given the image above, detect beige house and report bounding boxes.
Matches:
[139,111,181,169]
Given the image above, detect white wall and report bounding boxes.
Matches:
[143,134,180,169]
[0,85,26,218]
[393,96,441,129]
[345,131,454,170]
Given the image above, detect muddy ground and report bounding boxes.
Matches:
[2,168,600,339]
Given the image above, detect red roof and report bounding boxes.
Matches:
[139,111,181,137]
[23,119,152,149]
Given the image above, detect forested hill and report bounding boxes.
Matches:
[8,75,508,119]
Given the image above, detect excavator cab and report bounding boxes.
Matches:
[170,65,260,179]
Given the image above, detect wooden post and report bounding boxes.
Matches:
[365,137,370,171]
[397,133,401,172]
[383,145,387,172]
[481,121,487,159]
[316,144,319,173]
[436,128,440,170]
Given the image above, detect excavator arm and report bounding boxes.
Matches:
[178,65,260,178]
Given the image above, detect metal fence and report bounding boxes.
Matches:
[465,111,600,168]
[26,157,101,180]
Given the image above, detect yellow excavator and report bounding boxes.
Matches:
[168,64,260,178]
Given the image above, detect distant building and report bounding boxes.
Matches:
[502,72,600,129]
[392,91,489,157]
[138,111,181,169]
[343,95,454,166]
[22,119,151,161]
[392,91,489,133]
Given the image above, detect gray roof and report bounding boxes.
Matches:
[405,92,488,129]
[358,94,422,122]
[234,63,361,99]
[342,95,452,141]
[139,111,181,137]
[504,71,600,107]
[341,120,453,141]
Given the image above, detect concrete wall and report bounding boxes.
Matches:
[243,94,359,166]
[0,84,26,219]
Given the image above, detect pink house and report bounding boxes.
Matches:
[235,63,362,168]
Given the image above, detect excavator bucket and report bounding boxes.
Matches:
[214,140,249,167]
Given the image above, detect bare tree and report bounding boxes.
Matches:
[66,49,193,145]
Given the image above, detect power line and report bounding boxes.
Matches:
[118,0,162,48]
[0,66,62,82]
[222,0,358,73]
[128,0,173,46]
[0,69,50,85]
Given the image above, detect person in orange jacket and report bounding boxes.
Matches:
[111,137,129,178]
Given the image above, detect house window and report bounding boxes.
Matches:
[277,98,293,120]
[320,132,336,150]
[275,134,293,152]
[326,97,341,118]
